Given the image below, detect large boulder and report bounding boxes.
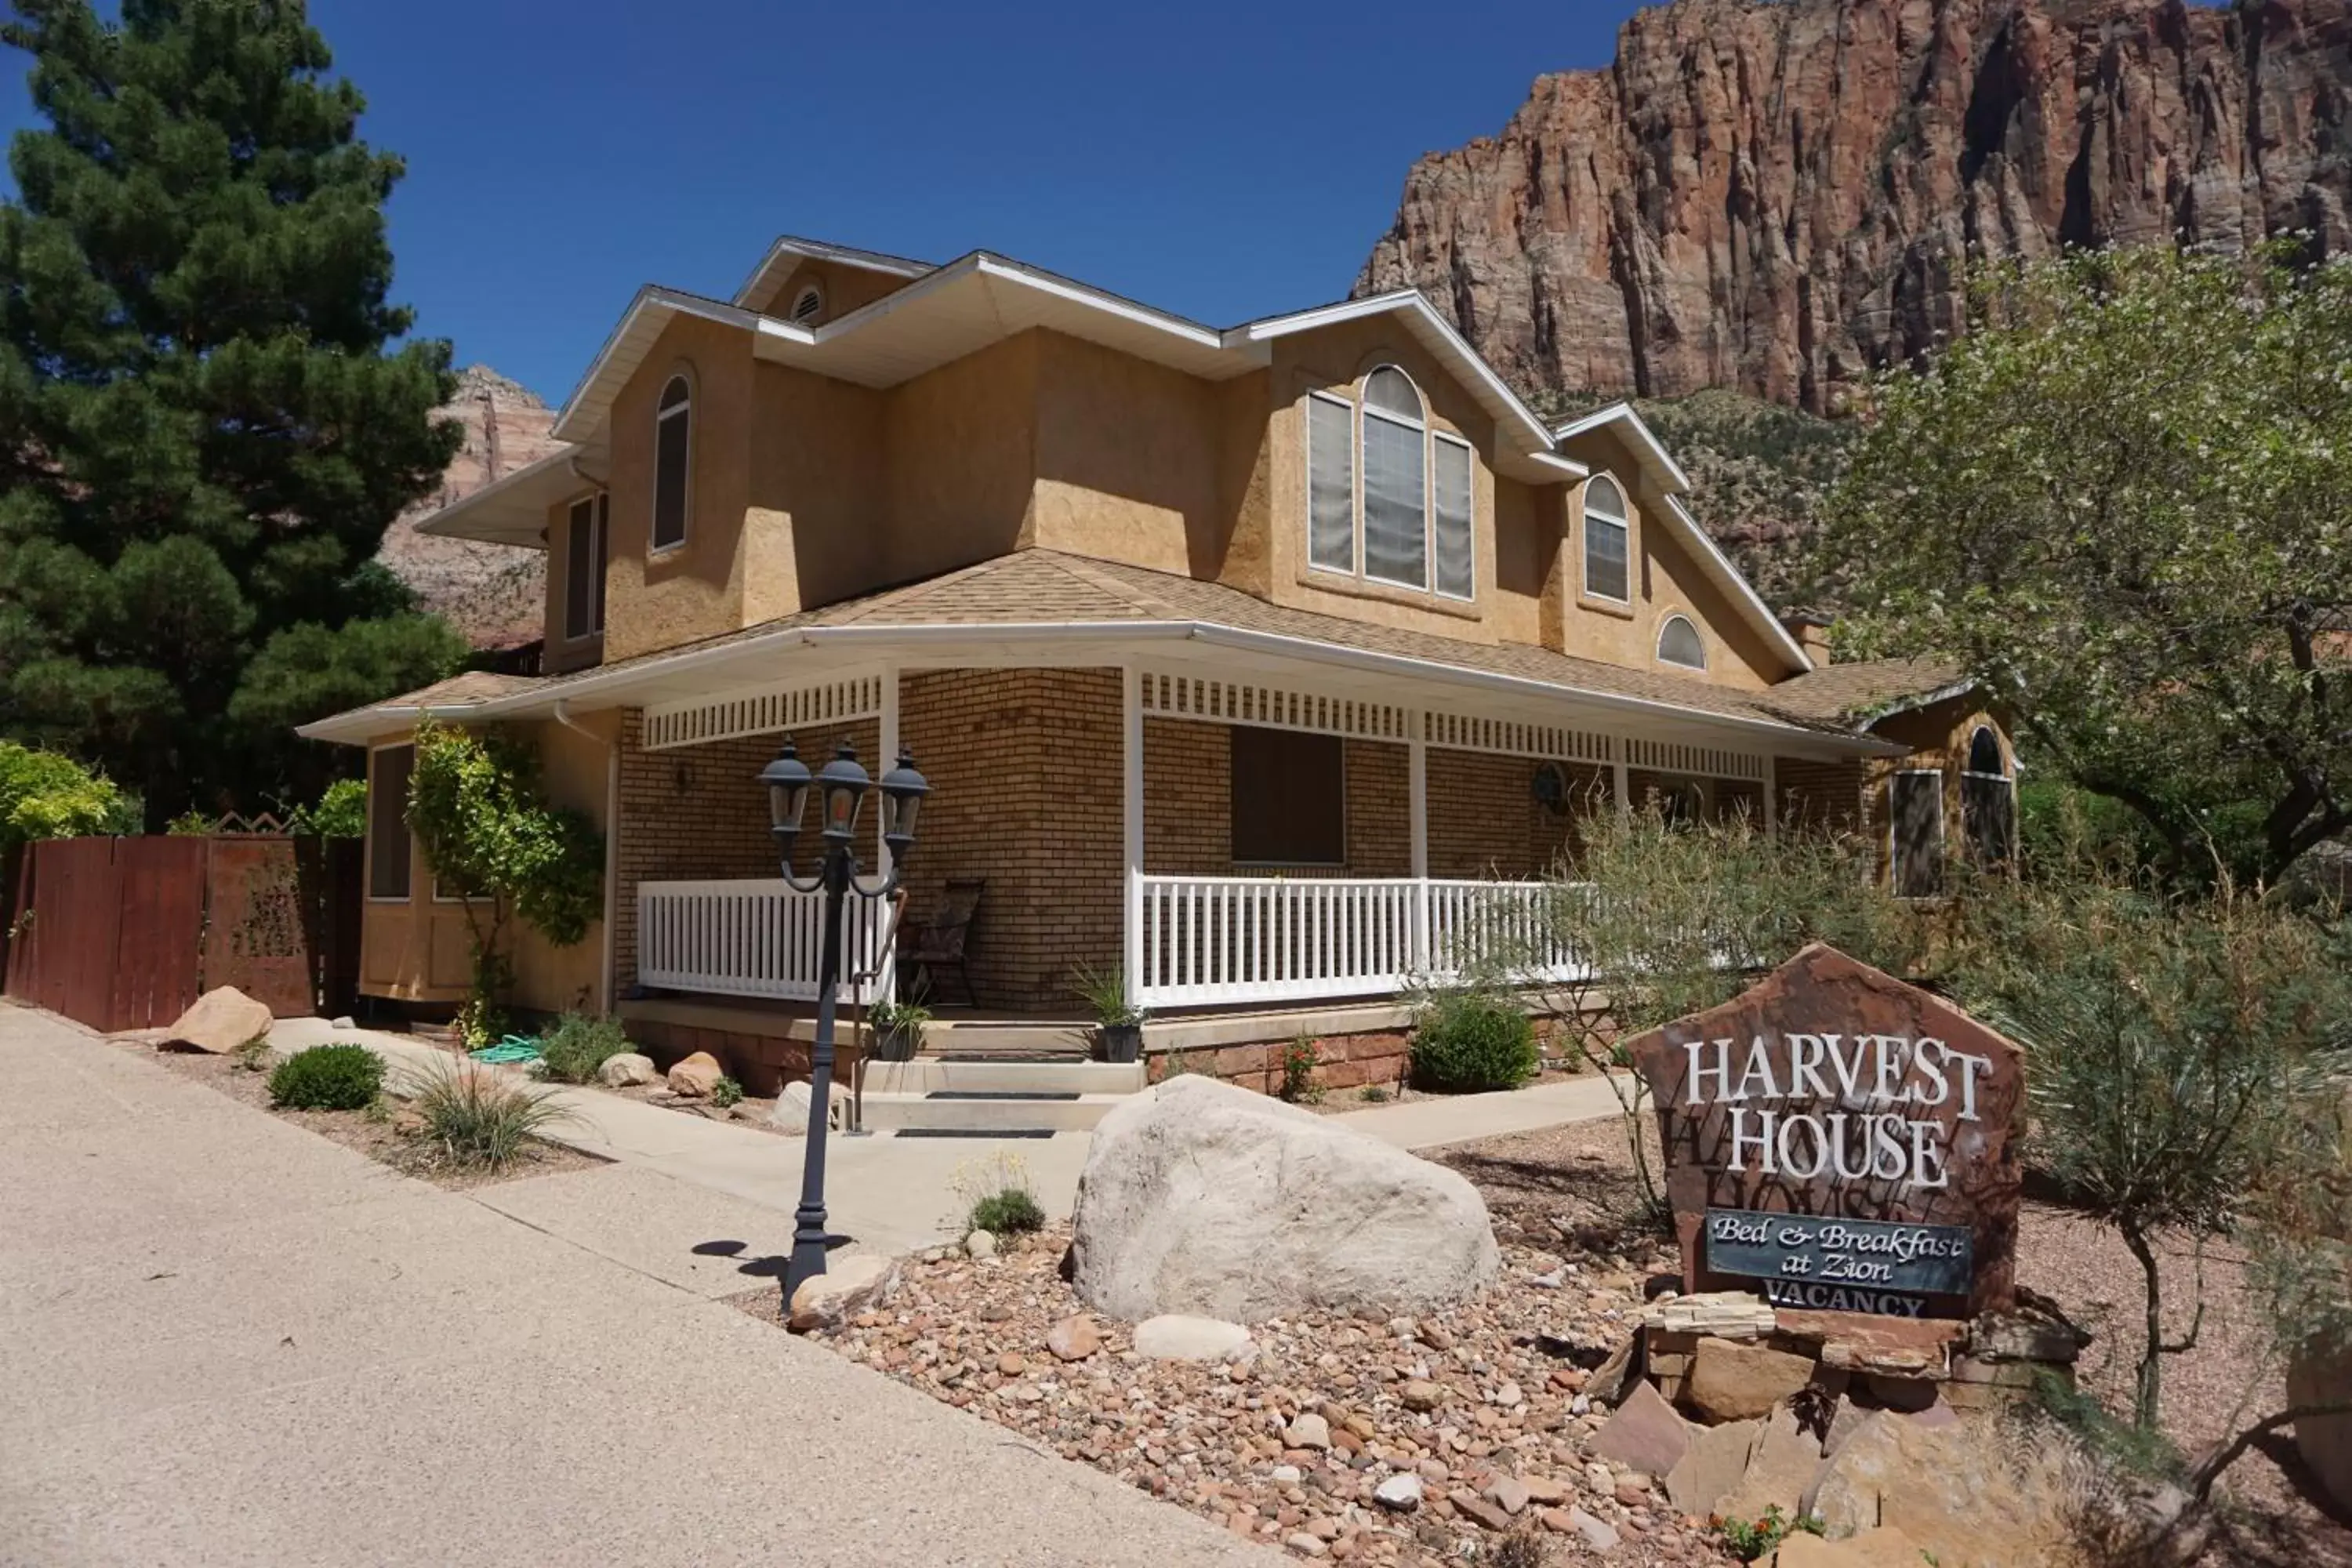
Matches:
[1805,1410,2074,1568]
[1069,1076,1498,1323]
[160,986,273,1054]
[666,1051,724,1097]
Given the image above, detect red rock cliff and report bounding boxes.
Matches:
[1357,0,2352,412]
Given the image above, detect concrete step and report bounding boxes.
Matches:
[915,1021,1094,1057]
[858,1090,1135,1134]
[861,1058,1145,1097]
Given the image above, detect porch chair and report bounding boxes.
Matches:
[898,878,984,1007]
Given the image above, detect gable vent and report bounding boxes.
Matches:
[789,283,825,324]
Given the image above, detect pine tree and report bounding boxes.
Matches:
[0,0,466,822]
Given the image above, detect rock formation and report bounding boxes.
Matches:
[1359,0,2352,412]
[373,365,564,650]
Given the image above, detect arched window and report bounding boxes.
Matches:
[1305,366,1475,601]
[1657,614,1706,670]
[1359,367,1428,590]
[1583,475,1629,603]
[1962,724,2014,866]
[652,374,692,551]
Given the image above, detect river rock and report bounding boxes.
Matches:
[1068,1076,1498,1323]
[1131,1313,1255,1362]
[666,1051,724,1097]
[161,986,272,1054]
[597,1051,658,1087]
[1687,1338,1820,1422]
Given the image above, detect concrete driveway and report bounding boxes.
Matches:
[0,1003,1269,1568]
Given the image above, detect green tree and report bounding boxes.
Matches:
[405,720,601,1047]
[0,739,136,849]
[1822,245,2352,881]
[0,0,464,823]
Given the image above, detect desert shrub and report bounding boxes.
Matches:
[711,1075,743,1109]
[1359,1083,1390,1103]
[535,1012,632,1084]
[1715,1506,1822,1562]
[1490,1523,1552,1568]
[1410,990,1537,1093]
[969,1185,1044,1236]
[1278,1035,1323,1103]
[229,1035,273,1073]
[404,1056,569,1171]
[267,1044,385,1111]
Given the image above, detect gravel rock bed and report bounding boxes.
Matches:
[810,1134,1737,1566]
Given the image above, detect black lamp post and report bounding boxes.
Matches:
[760,735,927,1302]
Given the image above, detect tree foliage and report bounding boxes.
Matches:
[1823,245,2352,881]
[405,720,601,1045]
[0,738,135,848]
[0,0,464,822]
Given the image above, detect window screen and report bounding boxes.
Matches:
[1891,771,1945,898]
[652,377,691,550]
[1362,411,1427,589]
[1230,727,1345,866]
[1432,435,1472,600]
[1584,476,1629,602]
[368,745,414,900]
[1657,615,1706,669]
[564,496,596,639]
[1308,394,1355,574]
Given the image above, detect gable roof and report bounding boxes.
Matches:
[416,234,1803,676]
[303,550,1912,753]
[1754,657,1976,728]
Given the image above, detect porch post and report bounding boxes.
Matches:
[874,662,900,1004]
[1408,708,1429,973]
[1613,749,1632,815]
[1122,661,1145,1009]
[1762,756,1779,837]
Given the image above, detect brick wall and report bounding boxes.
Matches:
[1774,756,1866,833]
[898,668,1123,1010]
[1141,719,1411,877]
[1425,751,1607,878]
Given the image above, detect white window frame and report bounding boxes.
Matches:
[1431,430,1475,602]
[1889,768,1947,901]
[1581,474,1632,605]
[1305,389,1358,577]
[651,372,694,555]
[1656,612,1707,670]
[365,741,415,905]
[562,491,608,642]
[1960,725,2016,864]
[1359,367,1428,593]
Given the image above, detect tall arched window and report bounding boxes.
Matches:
[1657,614,1706,670]
[1303,365,1475,601]
[1583,475,1629,603]
[1962,724,2014,866]
[652,373,693,551]
[1360,367,1427,590]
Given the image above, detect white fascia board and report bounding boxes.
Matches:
[1527,451,1592,480]
[297,703,496,745]
[1243,292,1558,455]
[554,287,777,441]
[1552,401,1692,492]
[411,446,583,546]
[1181,622,1886,755]
[974,256,1226,350]
[1664,495,1813,673]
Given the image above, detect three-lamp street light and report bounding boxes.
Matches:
[758,736,928,1301]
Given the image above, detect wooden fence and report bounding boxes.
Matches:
[5,836,363,1033]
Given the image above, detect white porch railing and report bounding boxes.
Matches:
[1133,874,1591,1009]
[637,880,896,1004]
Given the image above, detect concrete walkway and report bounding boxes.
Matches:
[0,1003,1269,1568]
[276,1019,1094,1259]
[1323,1072,1634,1151]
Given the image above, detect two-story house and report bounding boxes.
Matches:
[300,236,2009,1104]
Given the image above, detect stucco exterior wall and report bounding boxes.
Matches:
[358,713,617,1014]
[1031,332,1222,578]
[880,332,1041,580]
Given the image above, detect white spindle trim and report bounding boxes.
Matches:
[637,880,894,1002]
[641,674,884,751]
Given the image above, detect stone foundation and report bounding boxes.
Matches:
[1145,1027,1414,1095]
[623,1014,867,1100]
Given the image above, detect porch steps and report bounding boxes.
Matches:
[855,1057,1145,1134]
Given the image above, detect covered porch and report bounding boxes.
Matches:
[613,633,1865,1022]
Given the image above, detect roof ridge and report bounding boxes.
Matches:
[1033,551,1178,616]
[826,554,1017,623]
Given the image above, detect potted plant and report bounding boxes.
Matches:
[1075,964,1147,1064]
[866,997,931,1062]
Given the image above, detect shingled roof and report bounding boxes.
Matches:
[339,550,1966,742]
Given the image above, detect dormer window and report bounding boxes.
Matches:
[1657,614,1705,670]
[1304,365,1474,602]
[1583,475,1629,603]
[652,373,692,552]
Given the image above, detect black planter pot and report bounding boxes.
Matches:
[1094,1022,1142,1064]
[873,1022,921,1062]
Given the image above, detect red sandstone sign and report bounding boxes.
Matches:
[1625,944,2025,1318]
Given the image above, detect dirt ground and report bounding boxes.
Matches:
[128,1036,605,1190]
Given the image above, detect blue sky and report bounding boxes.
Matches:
[5,0,1646,404]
